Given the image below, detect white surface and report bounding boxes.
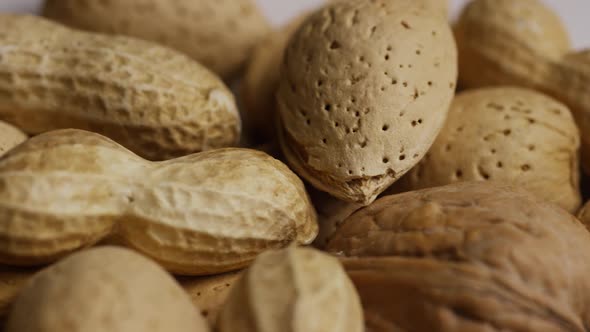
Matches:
[0,0,588,50]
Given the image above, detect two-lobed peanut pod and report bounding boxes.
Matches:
[0,129,318,275]
[0,15,240,161]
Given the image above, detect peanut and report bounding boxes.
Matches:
[0,129,318,275]
[455,0,590,172]
[0,14,240,161]
[328,182,590,331]
[218,246,363,332]
[399,87,581,212]
[5,246,209,332]
[42,0,270,79]
[277,0,457,205]
[0,121,26,156]
[179,271,241,328]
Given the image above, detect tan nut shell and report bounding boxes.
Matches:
[327,182,590,331]
[0,129,318,275]
[0,15,239,161]
[42,0,270,79]
[179,271,241,328]
[0,121,26,156]
[219,246,363,332]
[242,17,306,141]
[455,0,590,174]
[0,266,36,317]
[455,0,570,89]
[578,201,590,228]
[277,0,457,205]
[5,247,209,332]
[400,87,581,212]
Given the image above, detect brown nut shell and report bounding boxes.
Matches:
[0,129,318,275]
[277,0,457,205]
[42,0,270,78]
[218,246,363,332]
[327,182,590,331]
[0,15,239,161]
[179,271,241,328]
[0,121,26,156]
[400,87,581,212]
[5,246,209,332]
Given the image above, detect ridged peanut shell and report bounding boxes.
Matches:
[0,121,26,156]
[399,87,581,212]
[179,271,241,328]
[0,15,239,161]
[219,246,363,332]
[0,129,318,275]
[5,247,209,332]
[42,0,270,78]
[277,0,457,205]
[327,182,590,331]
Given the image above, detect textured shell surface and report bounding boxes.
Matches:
[42,0,271,78]
[0,121,26,156]
[179,271,242,327]
[400,87,581,212]
[218,246,363,332]
[5,247,210,332]
[0,15,240,161]
[277,0,457,205]
[327,182,590,331]
[0,129,318,275]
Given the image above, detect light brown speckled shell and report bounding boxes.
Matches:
[0,129,318,275]
[5,247,210,332]
[327,182,590,331]
[218,246,363,332]
[0,121,26,156]
[455,0,590,174]
[42,0,270,79]
[179,271,241,328]
[277,0,457,205]
[399,87,581,212]
[0,15,240,161]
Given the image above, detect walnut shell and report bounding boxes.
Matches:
[400,87,581,212]
[327,182,590,331]
[277,0,457,205]
[42,0,270,78]
[6,247,209,332]
[218,246,363,332]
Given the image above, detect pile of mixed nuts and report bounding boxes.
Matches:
[0,0,589,331]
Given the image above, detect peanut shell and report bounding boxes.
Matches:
[0,121,26,156]
[0,15,239,161]
[400,87,581,212]
[0,129,318,275]
[42,0,270,79]
[277,0,457,205]
[327,182,590,331]
[5,247,209,332]
[219,246,363,332]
